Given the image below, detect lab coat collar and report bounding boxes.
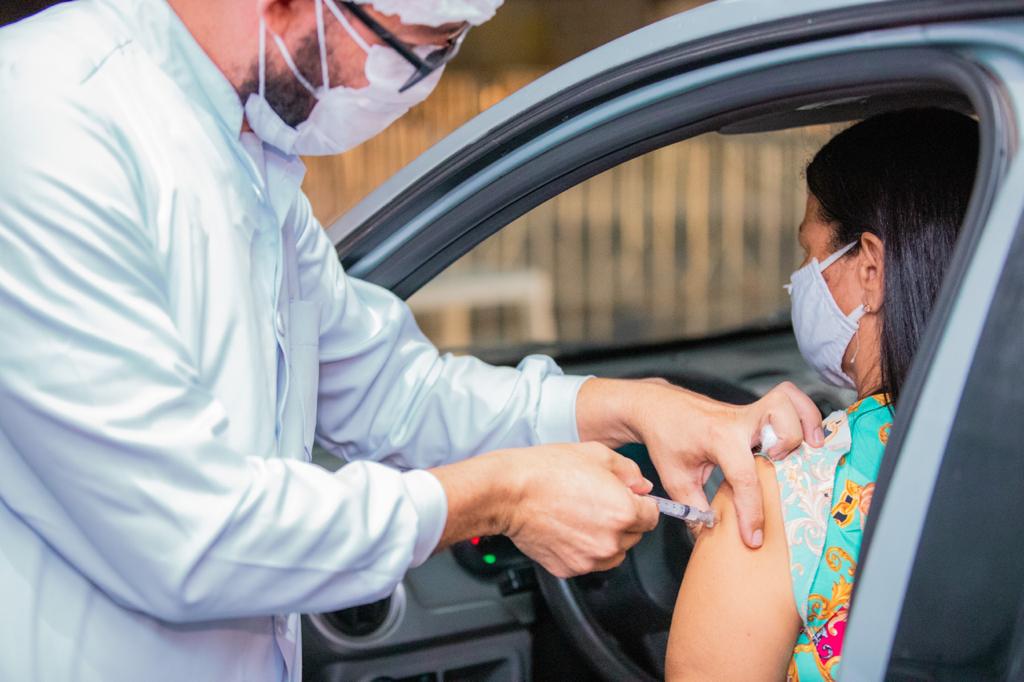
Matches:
[103,0,308,222]
[240,133,308,227]
[101,0,246,138]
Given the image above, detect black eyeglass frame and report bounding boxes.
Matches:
[338,2,470,92]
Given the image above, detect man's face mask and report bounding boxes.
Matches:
[244,0,447,156]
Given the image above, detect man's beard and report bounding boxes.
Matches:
[240,32,324,128]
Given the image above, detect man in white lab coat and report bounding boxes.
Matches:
[0,0,822,679]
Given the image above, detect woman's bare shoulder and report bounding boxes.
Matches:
[665,457,799,681]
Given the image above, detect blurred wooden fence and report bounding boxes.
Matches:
[302,69,542,227]
[301,71,833,351]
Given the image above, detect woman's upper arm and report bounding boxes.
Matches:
[666,457,801,681]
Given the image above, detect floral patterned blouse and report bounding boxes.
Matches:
[771,394,893,681]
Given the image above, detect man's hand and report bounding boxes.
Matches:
[576,378,823,549]
[430,443,660,577]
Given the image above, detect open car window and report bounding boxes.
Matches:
[409,127,836,354]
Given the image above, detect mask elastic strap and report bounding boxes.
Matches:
[324,0,373,53]
[314,0,330,90]
[819,240,859,271]
[270,30,318,96]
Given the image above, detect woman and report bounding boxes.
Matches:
[665,108,979,681]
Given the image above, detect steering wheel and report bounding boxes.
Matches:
[535,372,758,681]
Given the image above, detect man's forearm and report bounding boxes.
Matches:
[575,377,725,449]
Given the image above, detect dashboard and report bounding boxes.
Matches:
[303,545,534,682]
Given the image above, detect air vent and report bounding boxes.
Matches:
[310,584,407,649]
[323,595,393,638]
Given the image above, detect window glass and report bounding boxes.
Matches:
[410,127,835,352]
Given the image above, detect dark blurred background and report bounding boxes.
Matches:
[0,1,57,25]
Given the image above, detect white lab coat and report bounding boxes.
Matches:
[0,1,585,680]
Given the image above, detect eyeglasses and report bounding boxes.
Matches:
[339,2,470,92]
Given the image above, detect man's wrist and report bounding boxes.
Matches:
[428,450,521,550]
[575,377,645,447]
[614,380,685,447]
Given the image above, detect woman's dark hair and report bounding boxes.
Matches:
[806,107,979,404]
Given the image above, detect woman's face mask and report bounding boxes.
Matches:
[785,241,864,389]
[244,0,444,156]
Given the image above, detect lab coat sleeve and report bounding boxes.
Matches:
[291,194,590,468]
[0,93,450,623]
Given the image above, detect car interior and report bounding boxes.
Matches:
[303,71,998,681]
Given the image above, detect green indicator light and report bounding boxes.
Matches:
[482,553,497,565]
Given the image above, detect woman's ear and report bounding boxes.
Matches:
[858,232,885,312]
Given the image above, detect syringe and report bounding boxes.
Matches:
[646,494,716,527]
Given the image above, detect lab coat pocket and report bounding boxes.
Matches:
[289,299,321,461]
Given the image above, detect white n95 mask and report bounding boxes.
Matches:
[244,0,443,156]
[784,241,864,389]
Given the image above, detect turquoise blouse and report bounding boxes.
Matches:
[772,394,893,681]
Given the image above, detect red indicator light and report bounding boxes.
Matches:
[470,537,480,545]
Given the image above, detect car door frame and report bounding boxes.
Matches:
[843,34,1024,680]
